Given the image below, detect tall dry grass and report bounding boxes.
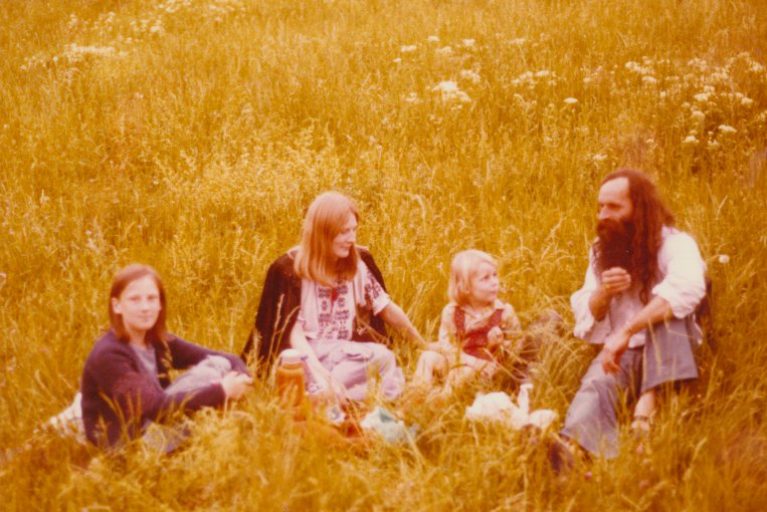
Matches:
[1,0,767,509]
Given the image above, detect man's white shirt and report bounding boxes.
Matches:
[571,226,707,348]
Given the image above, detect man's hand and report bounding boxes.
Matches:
[600,267,632,296]
[589,267,632,321]
[601,328,631,374]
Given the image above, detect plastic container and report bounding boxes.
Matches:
[275,349,307,412]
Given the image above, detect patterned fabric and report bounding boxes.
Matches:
[297,260,402,400]
[242,247,389,365]
[299,259,390,343]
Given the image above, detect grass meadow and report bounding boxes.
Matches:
[2,0,767,509]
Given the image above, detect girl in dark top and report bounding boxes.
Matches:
[80,264,251,447]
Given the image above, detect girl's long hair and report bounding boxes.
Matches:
[294,191,359,286]
[108,264,168,344]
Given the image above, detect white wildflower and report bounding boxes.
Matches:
[625,61,652,75]
[433,81,458,93]
[741,97,754,107]
[508,38,526,47]
[459,69,481,84]
[717,254,730,264]
[535,70,551,78]
[392,57,401,64]
[427,35,440,43]
[404,92,420,104]
[583,76,593,85]
[563,97,578,105]
[642,76,658,85]
[461,38,476,48]
[65,44,117,58]
[435,46,453,56]
[432,81,471,103]
[592,153,607,162]
[718,124,737,134]
[694,92,710,103]
[683,135,699,145]
[400,45,417,53]
[691,110,705,122]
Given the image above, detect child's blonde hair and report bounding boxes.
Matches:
[294,191,360,286]
[448,249,498,305]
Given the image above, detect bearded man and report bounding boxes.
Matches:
[560,168,707,459]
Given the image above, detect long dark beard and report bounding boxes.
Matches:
[594,218,635,274]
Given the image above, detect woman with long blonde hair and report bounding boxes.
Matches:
[243,191,424,401]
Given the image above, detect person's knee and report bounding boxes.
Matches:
[582,371,617,392]
[370,344,397,368]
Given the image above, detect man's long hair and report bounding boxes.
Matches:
[593,169,675,303]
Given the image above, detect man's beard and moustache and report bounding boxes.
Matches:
[595,218,636,274]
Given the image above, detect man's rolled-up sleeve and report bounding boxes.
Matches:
[651,232,707,319]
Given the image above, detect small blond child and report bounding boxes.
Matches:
[414,250,522,395]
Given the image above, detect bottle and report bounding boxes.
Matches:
[275,349,307,415]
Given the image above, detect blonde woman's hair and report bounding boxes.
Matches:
[448,249,498,305]
[294,191,359,286]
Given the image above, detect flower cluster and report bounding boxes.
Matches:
[22,0,247,72]
[396,35,484,109]
[580,52,765,155]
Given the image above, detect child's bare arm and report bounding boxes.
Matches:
[499,303,523,350]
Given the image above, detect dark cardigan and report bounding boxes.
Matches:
[81,330,248,447]
[241,248,389,367]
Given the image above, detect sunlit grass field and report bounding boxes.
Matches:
[2,0,767,509]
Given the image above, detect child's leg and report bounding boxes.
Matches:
[632,389,657,432]
[443,352,494,393]
[414,350,449,386]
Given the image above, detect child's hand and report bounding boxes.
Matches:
[487,326,503,347]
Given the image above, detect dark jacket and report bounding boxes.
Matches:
[81,330,248,447]
[241,247,389,367]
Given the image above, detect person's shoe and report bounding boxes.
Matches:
[547,436,576,474]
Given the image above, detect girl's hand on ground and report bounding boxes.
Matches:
[221,372,253,400]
